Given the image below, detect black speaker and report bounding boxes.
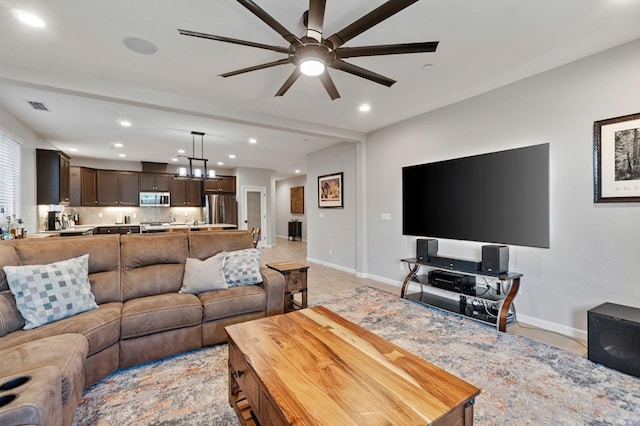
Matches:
[588,303,640,377]
[416,239,438,262]
[481,245,509,274]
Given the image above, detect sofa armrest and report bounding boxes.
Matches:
[258,267,285,316]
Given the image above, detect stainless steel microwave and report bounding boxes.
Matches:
[139,192,170,207]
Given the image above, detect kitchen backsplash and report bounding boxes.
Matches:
[37,206,203,230]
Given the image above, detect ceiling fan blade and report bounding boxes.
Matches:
[326,0,418,49]
[178,29,290,54]
[275,68,302,97]
[330,60,396,87]
[306,0,327,43]
[318,71,340,100]
[220,58,291,78]
[237,0,302,46]
[337,41,439,58]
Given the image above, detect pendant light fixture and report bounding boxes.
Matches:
[188,131,209,179]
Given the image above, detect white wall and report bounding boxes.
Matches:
[0,106,53,234]
[365,38,640,338]
[307,142,358,272]
[275,175,307,240]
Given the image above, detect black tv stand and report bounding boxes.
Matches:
[400,258,522,332]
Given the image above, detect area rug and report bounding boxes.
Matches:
[73,286,640,425]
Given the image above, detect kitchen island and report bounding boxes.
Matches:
[31,222,237,237]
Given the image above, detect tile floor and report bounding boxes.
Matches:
[261,237,588,357]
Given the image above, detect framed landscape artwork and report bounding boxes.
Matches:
[318,172,343,208]
[290,186,304,214]
[594,113,640,203]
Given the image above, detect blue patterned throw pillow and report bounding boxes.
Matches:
[3,254,97,330]
[223,248,262,287]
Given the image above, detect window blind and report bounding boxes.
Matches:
[0,130,22,219]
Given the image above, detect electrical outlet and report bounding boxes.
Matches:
[329,249,332,255]
[132,213,136,219]
[381,213,391,221]
[184,211,188,217]
[98,212,103,218]
[399,263,405,271]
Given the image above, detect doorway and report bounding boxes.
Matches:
[241,186,267,247]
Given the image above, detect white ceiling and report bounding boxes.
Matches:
[1,0,640,179]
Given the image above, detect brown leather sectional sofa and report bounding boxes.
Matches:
[0,230,285,425]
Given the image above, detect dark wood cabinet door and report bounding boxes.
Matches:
[171,178,187,206]
[119,172,139,206]
[140,173,170,191]
[59,155,70,203]
[81,168,97,206]
[187,179,202,206]
[96,170,119,206]
[218,176,236,193]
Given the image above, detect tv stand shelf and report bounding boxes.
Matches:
[400,258,522,332]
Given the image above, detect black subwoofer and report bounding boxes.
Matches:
[588,302,640,377]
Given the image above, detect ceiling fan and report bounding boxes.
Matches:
[178,0,438,100]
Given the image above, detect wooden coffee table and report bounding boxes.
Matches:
[225,306,480,425]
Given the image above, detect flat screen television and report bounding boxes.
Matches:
[402,143,549,248]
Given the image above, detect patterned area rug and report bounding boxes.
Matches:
[73,286,640,425]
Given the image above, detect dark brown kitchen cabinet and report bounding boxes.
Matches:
[70,167,97,206]
[171,178,202,206]
[97,170,139,206]
[36,149,71,205]
[203,176,236,194]
[139,173,170,191]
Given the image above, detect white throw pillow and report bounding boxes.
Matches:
[3,254,97,330]
[180,252,228,294]
[223,248,262,287]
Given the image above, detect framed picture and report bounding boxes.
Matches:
[594,113,640,203]
[290,186,304,214]
[318,172,343,208]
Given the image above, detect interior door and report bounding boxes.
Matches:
[241,186,267,247]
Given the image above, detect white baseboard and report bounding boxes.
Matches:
[517,313,587,341]
[365,273,402,287]
[306,257,356,275]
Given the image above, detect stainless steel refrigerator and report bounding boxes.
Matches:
[204,194,237,225]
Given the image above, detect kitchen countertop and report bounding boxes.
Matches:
[31,223,238,237]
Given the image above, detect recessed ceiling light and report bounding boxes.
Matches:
[68,148,78,152]
[217,162,224,166]
[118,154,126,158]
[171,158,178,162]
[249,138,257,144]
[123,37,158,55]
[295,169,301,174]
[358,104,371,112]
[119,120,132,127]
[229,154,236,159]
[178,149,185,154]
[12,9,45,28]
[114,143,124,148]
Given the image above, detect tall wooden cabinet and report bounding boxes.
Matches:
[36,149,71,205]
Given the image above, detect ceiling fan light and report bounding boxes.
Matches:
[300,59,325,76]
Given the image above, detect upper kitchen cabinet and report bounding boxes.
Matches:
[97,170,139,206]
[36,149,70,205]
[70,166,98,206]
[171,177,202,206]
[139,173,171,192]
[203,176,236,194]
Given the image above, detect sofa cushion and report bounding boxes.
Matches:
[187,230,254,260]
[11,235,121,305]
[0,302,122,357]
[120,293,202,340]
[4,255,98,330]
[223,248,262,287]
[198,285,266,322]
[0,290,25,337]
[0,241,20,292]
[120,233,188,301]
[180,252,228,294]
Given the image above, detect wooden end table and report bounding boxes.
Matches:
[225,306,481,425]
[266,261,309,312]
